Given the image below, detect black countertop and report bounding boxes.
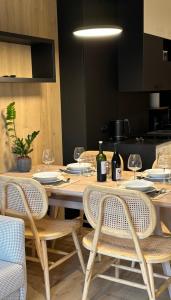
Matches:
[146,130,171,137]
[104,137,169,146]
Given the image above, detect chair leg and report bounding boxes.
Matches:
[79,210,84,227]
[82,250,96,300]
[97,253,102,262]
[131,261,136,268]
[139,262,153,300]
[147,263,156,300]
[72,231,85,273]
[41,240,51,300]
[115,259,120,278]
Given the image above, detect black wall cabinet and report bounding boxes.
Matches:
[0,31,56,82]
[118,0,171,92]
[119,33,171,92]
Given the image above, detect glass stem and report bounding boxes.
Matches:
[134,171,136,180]
[163,168,166,183]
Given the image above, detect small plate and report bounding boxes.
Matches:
[32,171,64,183]
[66,162,91,171]
[124,179,154,192]
[145,168,170,179]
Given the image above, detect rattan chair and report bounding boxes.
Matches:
[0,175,85,300]
[80,150,124,170]
[82,185,171,300]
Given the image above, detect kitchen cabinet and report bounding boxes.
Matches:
[0,31,56,82]
[118,0,171,92]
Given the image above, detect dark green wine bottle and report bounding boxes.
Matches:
[111,146,121,181]
[96,141,107,182]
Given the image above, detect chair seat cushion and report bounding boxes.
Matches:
[83,231,171,263]
[25,218,80,240]
[0,260,24,299]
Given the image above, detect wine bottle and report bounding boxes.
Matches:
[96,141,107,182]
[111,147,121,181]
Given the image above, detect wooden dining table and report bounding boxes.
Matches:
[2,165,171,296]
[3,165,171,209]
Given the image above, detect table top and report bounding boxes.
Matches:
[2,165,171,208]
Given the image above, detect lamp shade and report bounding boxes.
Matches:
[72,0,122,39]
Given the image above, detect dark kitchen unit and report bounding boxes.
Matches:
[103,138,169,171]
[58,0,171,164]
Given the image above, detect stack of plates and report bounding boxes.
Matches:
[66,162,92,174]
[32,172,64,184]
[124,179,154,193]
[145,168,170,180]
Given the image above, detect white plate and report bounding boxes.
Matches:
[124,179,154,191]
[32,172,63,182]
[145,168,170,178]
[35,178,60,184]
[66,162,91,171]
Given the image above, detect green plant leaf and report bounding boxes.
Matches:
[6,121,14,126]
[6,102,16,120]
[7,128,15,131]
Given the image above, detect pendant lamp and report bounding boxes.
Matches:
[72,0,122,39]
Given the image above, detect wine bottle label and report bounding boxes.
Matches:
[116,168,121,180]
[101,161,106,174]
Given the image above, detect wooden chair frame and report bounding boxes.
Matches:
[82,185,171,300]
[0,176,85,300]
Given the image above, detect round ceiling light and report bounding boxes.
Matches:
[73,26,123,38]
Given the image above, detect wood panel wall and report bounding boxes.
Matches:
[144,0,171,39]
[0,0,62,166]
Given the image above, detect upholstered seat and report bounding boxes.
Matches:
[0,215,26,300]
[0,261,24,299]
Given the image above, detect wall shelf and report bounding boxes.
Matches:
[0,31,56,82]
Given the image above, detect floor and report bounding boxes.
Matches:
[27,229,170,300]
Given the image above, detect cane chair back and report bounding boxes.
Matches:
[80,150,124,170]
[0,176,48,220]
[83,185,156,239]
[152,159,157,168]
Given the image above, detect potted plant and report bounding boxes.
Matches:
[5,102,40,172]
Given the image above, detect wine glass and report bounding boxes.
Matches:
[73,147,85,164]
[127,154,142,180]
[42,149,55,168]
[157,152,171,183]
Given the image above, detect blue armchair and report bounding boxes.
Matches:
[0,215,26,300]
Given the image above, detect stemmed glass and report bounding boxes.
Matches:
[127,154,142,180]
[73,147,85,164]
[42,149,55,168]
[157,152,171,183]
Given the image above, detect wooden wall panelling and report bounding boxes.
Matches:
[0,0,62,166]
[144,0,171,39]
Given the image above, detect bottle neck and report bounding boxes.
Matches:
[114,143,119,153]
[99,142,103,153]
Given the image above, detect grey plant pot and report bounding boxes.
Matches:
[16,157,32,172]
